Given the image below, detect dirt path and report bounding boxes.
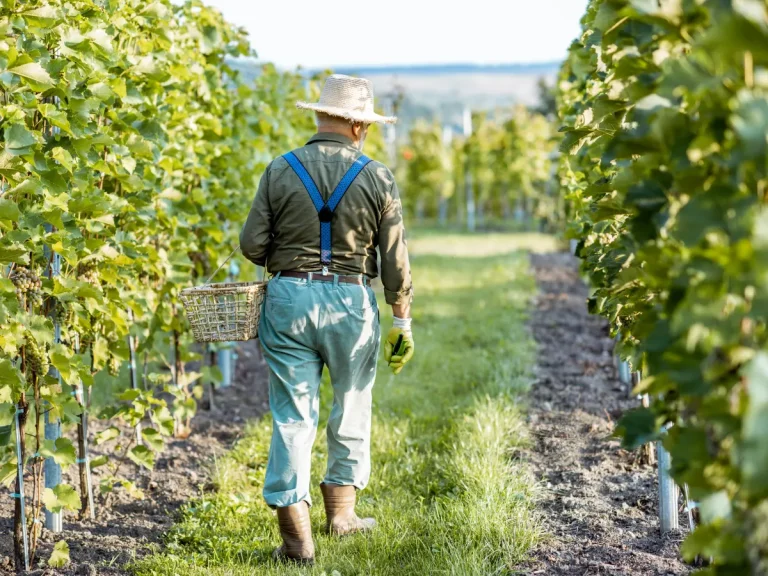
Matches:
[0,341,269,576]
[524,252,691,576]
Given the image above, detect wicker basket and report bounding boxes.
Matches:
[180,281,267,343]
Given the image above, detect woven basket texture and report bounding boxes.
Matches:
[180,281,266,343]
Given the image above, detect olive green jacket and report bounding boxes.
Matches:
[239,133,413,306]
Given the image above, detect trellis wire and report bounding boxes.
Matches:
[73,334,95,519]
[14,403,29,571]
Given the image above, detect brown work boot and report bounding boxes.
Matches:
[272,502,315,565]
[320,483,376,536]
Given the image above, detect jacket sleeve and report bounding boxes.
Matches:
[378,177,413,306]
[239,163,273,267]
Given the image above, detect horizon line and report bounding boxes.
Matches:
[231,57,563,74]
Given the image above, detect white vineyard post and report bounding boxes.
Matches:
[570,238,578,256]
[170,332,177,388]
[640,391,656,464]
[615,332,632,386]
[44,242,63,532]
[619,360,631,385]
[658,424,679,533]
[73,334,96,519]
[683,483,697,532]
[217,343,232,388]
[13,403,30,570]
[42,107,63,532]
[385,100,397,167]
[440,126,453,225]
[217,259,240,388]
[127,310,142,444]
[463,107,476,233]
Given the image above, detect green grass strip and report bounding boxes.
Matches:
[133,233,552,576]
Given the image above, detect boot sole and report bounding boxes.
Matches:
[272,548,315,566]
[274,555,315,566]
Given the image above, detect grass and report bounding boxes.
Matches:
[132,232,551,576]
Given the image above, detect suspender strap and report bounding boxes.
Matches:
[283,152,324,212]
[283,151,373,265]
[327,155,373,211]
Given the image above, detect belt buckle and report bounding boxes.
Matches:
[322,266,329,276]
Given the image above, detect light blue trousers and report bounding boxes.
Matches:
[259,273,380,508]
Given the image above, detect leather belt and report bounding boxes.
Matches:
[278,270,371,286]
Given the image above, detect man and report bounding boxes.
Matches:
[239,74,414,565]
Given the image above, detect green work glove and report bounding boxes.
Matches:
[384,328,415,375]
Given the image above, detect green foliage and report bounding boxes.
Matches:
[401,121,454,216]
[47,540,70,569]
[43,484,80,514]
[558,0,768,571]
[401,108,557,227]
[0,0,319,548]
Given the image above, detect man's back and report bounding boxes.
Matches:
[240,132,412,307]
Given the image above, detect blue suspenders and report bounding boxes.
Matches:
[282,151,373,270]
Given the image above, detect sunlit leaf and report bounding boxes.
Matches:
[48,540,70,569]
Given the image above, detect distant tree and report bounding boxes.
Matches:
[533,77,558,120]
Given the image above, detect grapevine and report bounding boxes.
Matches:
[558,0,768,572]
[401,108,555,227]
[0,0,322,570]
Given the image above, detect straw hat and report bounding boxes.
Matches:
[297,74,397,125]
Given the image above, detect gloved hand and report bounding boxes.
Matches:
[384,327,415,375]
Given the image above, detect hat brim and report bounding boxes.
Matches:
[296,102,397,124]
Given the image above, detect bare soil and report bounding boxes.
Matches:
[523,252,692,576]
[0,340,270,576]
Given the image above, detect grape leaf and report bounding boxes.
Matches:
[127,445,155,469]
[43,484,81,513]
[48,540,70,568]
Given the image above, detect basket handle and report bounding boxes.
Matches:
[206,247,240,284]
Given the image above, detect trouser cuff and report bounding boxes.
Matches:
[264,489,313,510]
[322,474,367,491]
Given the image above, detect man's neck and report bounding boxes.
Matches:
[317,126,358,145]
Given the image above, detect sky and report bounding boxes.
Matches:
[203,0,588,69]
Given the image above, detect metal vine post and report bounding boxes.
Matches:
[128,310,143,445]
[13,403,29,571]
[43,226,62,533]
